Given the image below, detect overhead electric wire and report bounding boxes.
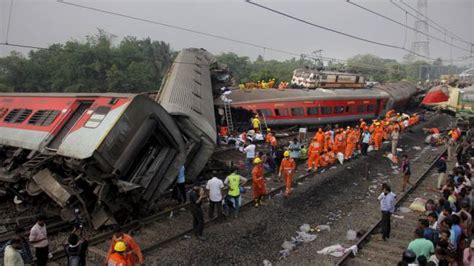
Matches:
[53,1,414,73]
[399,0,472,46]
[346,0,471,54]
[5,0,15,43]
[56,0,301,60]
[245,0,438,61]
[246,0,469,62]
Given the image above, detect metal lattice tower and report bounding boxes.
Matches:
[411,0,430,58]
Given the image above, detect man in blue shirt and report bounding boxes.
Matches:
[173,166,186,203]
[378,183,396,241]
[361,128,371,156]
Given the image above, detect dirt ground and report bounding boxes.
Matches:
[142,113,454,265]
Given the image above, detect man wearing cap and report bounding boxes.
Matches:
[107,241,130,266]
[206,176,224,219]
[252,158,266,207]
[279,151,296,197]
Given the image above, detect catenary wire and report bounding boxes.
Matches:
[246,0,468,62]
[5,0,15,44]
[346,0,471,54]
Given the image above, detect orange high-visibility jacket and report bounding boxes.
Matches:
[106,234,143,265]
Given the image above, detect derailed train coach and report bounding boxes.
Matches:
[218,81,418,127]
[0,93,186,228]
[156,48,231,181]
[0,48,228,228]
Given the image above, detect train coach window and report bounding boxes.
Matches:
[85,106,111,128]
[334,106,345,113]
[274,108,289,116]
[357,105,366,112]
[3,108,32,123]
[28,110,60,126]
[367,105,375,112]
[257,109,272,117]
[306,107,319,115]
[290,108,304,116]
[0,107,8,119]
[321,107,332,114]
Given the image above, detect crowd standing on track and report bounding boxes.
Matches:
[396,127,474,266]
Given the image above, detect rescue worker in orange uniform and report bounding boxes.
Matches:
[265,128,273,144]
[314,128,325,148]
[368,120,376,134]
[323,131,332,152]
[252,158,266,207]
[307,139,321,172]
[334,129,345,154]
[327,150,337,165]
[385,109,394,119]
[269,134,278,154]
[106,231,143,266]
[107,241,130,266]
[319,152,329,168]
[372,122,384,151]
[279,151,296,197]
[344,128,358,160]
[359,118,367,129]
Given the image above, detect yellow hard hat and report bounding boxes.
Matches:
[284,151,290,157]
[267,128,271,132]
[253,158,262,164]
[114,241,127,252]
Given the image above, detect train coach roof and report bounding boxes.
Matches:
[158,48,216,141]
[0,93,137,98]
[219,87,388,104]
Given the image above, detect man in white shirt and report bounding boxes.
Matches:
[206,176,224,219]
[4,239,24,266]
[244,142,256,178]
[29,215,49,266]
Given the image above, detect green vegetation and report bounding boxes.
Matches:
[0,31,466,92]
[0,30,174,93]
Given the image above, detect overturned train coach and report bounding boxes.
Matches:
[0,48,228,228]
[0,93,186,228]
[218,81,418,127]
[156,48,230,181]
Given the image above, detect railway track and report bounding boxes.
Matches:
[50,152,317,263]
[336,149,447,265]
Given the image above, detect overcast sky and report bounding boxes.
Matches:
[1,0,473,66]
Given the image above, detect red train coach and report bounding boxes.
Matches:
[0,93,185,228]
[217,81,417,127]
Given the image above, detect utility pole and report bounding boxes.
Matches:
[411,0,430,58]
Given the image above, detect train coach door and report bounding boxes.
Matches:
[375,99,382,117]
[47,101,93,151]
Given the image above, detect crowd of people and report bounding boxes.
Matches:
[388,129,474,265]
[0,214,144,266]
[236,110,438,208]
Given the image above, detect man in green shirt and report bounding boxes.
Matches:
[224,169,248,218]
[407,228,434,260]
